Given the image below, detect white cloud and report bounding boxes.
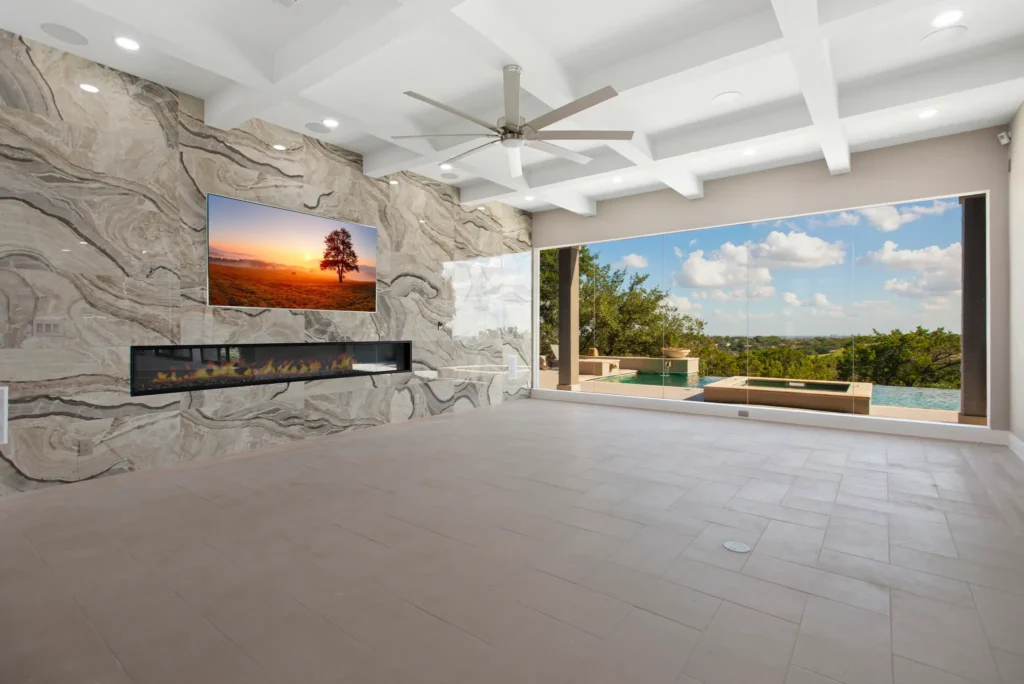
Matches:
[861,241,962,298]
[858,206,919,232]
[910,199,958,216]
[664,295,701,313]
[808,211,861,229]
[780,291,844,317]
[673,246,684,258]
[858,199,957,232]
[920,295,957,312]
[853,299,892,309]
[675,243,772,290]
[748,284,776,300]
[710,289,735,301]
[688,238,698,247]
[749,231,846,269]
[615,253,648,269]
[691,291,708,300]
[714,309,774,321]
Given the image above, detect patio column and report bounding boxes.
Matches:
[557,246,580,391]
[960,194,987,424]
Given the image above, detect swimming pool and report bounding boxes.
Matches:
[593,373,961,410]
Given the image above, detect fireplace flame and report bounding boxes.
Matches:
[152,354,353,386]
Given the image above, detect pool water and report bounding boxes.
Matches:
[594,373,961,410]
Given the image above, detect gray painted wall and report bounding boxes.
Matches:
[0,31,533,495]
[533,129,1012,432]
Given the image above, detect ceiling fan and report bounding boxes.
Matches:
[393,65,634,177]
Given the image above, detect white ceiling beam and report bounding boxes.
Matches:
[67,0,270,87]
[580,9,784,97]
[460,34,1024,206]
[654,98,813,160]
[541,190,596,217]
[451,0,574,106]
[770,0,850,174]
[839,39,1024,118]
[451,0,704,205]
[205,0,461,130]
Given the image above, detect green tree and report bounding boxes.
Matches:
[540,248,962,388]
[838,327,961,388]
[320,228,359,283]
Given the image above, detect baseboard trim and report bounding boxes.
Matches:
[1010,432,1024,460]
[532,388,1009,446]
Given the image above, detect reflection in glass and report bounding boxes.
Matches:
[442,252,533,389]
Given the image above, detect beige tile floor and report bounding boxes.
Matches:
[1,399,1023,684]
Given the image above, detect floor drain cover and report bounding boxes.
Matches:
[723,541,751,553]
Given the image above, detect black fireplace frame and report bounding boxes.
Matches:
[130,341,412,396]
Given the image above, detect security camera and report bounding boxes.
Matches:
[997,131,1011,146]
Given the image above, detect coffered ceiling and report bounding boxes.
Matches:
[3,0,1022,215]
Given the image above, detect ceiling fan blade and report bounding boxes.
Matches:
[508,146,522,177]
[404,91,499,132]
[504,65,521,128]
[534,130,634,141]
[526,140,593,165]
[524,86,618,131]
[392,133,498,139]
[443,140,499,165]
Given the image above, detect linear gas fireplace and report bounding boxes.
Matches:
[130,341,412,396]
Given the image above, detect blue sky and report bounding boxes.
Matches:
[581,197,963,336]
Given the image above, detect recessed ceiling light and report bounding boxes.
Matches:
[921,25,967,45]
[79,83,99,93]
[61,249,71,252]
[389,180,399,185]
[79,241,87,245]
[919,108,938,119]
[115,36,140,51]
[742,147,757,156]
[322,118,339,128]
[524,195,535,201]
[439,163,453,171]
[41,23,89,46]
[418,219,426,224]
[712,91,742,105]
[272,144,287,151]
[477,206,487,211]
[612,176,623,184]
[932,9,964,28]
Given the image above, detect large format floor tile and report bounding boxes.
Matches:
[1,400,1022,684]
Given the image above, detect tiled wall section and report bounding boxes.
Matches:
[0,31,533,496]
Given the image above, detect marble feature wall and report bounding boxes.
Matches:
[0,31,532,496]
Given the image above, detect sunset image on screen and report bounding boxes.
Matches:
[207,195,377,311]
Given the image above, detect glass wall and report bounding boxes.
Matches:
[538,196,974,425]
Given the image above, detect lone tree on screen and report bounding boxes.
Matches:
[320,228,360,283]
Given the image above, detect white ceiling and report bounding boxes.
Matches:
[3,0,1022,216]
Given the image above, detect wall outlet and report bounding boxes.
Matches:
[33,317,66,337]
[738,409,749,417]
[508,355,518,380]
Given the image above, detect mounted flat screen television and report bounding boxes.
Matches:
[207,194,377,312]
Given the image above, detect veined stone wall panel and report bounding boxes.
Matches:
[0,30,532,495]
